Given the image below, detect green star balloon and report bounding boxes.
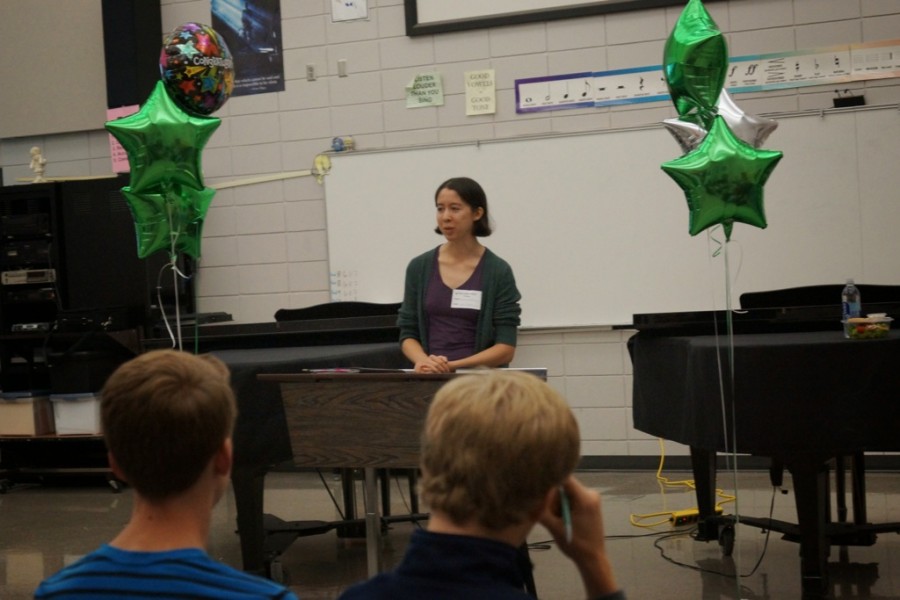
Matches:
[661,116,783,241]
[105,80,220,259]
[663,0,728,129]
[122,184,216,259]
[106,81,220,194]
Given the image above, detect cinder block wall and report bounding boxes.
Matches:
[2,0,898,457]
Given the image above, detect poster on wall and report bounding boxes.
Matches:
[211,0,285,96]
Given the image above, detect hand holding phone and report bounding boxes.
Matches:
[545,477,620,598]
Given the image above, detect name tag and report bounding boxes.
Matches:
[451,289,482,310]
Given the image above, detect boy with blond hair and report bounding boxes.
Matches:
[339,370,624,599]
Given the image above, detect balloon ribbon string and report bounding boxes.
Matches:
[710,230,741,596]
[171,252,182,352]
[166,200,183,351]
[156,258,190,351]
[709,225,724,258]
[724,240,742,590]
[193,257,201,356]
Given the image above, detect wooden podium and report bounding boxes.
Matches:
[259,369,547,578]
[257,372,455,577]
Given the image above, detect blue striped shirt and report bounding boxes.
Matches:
[34,545,297,599]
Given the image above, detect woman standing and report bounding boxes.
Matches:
[398,177,521,373]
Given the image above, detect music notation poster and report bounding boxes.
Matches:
[515,72,595,113]
[515,38,900,113]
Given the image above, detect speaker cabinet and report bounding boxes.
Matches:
[0,177,194,335]
[58,176,194,328]
[102,0,163,108]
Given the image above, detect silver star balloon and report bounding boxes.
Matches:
[662,118,707,154]
[716,89,778,148]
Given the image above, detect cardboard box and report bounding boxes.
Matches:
[0,391,54,435]
[50,393,102,435]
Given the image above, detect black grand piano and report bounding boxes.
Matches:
[629,285,900,598]
[144,302,410,578]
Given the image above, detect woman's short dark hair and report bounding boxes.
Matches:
[434,177,493,237]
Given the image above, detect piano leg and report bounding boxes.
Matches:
[232,465,268,576]
[788,457,830,599]
[690,446,719,541]
[850,453,868,526]
[769,458,784,487]
[835,457,847,522]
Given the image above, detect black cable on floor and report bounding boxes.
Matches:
[654,486,776,579]
[529,528,681,553]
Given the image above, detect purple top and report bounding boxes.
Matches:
[424,250,485,360]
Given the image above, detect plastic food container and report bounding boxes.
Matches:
[843,314,893,339]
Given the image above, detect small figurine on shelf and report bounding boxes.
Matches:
[29,146,47,183]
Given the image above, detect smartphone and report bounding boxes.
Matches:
[559,485,572,543]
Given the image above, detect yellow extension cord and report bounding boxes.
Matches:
[629,438,736,528]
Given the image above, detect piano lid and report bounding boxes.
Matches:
[143,313,399,352]
[143,301,401,352]
[632,301,900,335]
[635,283,900,334]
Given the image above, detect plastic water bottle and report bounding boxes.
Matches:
[841,279,861,337]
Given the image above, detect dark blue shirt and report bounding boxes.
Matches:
[339,529,528,599]
[338,530,627,600]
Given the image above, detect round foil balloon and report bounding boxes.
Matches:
[160,22,234,116]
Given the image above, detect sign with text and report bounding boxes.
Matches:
[406,72,444,108]
[465,69,496,115]
[106,105,139,173]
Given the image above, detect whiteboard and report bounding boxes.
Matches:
[325,106,900,328]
